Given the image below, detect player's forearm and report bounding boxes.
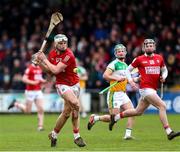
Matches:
[43,59,61,74]
[39,61,51,73]
[22,77,36,85]
[126,66,133,82]
[103,73,121,81]
[161,66,168,80]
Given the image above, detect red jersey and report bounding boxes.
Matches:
[131,53,165,90]
[24,64,43,90]
[48,48,79,86]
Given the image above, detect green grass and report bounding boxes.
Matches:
[0,113,180,151]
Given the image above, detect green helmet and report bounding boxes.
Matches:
[114,44,127,58]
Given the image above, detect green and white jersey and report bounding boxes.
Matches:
[107,59,128,92]
[77,66,87,89]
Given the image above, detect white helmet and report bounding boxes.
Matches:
[142,38,156,52]
[54,34,68,43]
[114,44,127,59]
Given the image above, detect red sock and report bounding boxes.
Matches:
[120,112,124,118]
[54,127,60,134]
[164,125,170,129]
[73,128,79,133]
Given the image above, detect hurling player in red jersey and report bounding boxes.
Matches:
[36,34,86,147]
[109,39,180,140]
[8,63,46,131]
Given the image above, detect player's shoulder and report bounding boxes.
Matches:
[109,59,117,64]
[49,49,56,56]
[131,54,145,64]
[48,49,56,60]
[66,48,74,56]
[137,54,146,59]
[107,59,117,66]
[154,53,163,59]
[25,64,33,73]
[27,64,33,69]
[64,48,75,61]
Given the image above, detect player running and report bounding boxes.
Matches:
[8,62,46,131]
[87,44,137,139]
[109,39,180,140]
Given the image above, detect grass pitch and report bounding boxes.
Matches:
[0,113,180,151]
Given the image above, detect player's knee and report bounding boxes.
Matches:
[159,102,166,111]
[71,100,80,111]
[38,107,44,114]
[62,110,71,118]
[72,110,79,119]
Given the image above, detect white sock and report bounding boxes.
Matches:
[74,133,80,139]
[115,114,120,121]
[52,130,58,139]
[94,115,100,122]
[125,128,132,137]
[166,128,172,135]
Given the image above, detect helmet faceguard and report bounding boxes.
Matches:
[114,44,127,59]
[54,34,68,51]
[142,39,156,55]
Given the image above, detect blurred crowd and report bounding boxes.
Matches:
[0,0,179,92]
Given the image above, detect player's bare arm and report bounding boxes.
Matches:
[38,59,51,73]
[37,52,67,74]
[103,68,125,82]
[126,65,138,89]
[22,75,39,85]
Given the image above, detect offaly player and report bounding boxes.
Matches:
[87,44,137,139]
[109,39,180,140]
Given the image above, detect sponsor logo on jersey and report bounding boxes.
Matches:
[56,58,62,62]
[145,66,160,74]
[149,60,155,65]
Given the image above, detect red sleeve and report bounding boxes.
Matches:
[131,57,139,68]
[61,53,73,66]
[24,66,31,75]
[160,55,165,67]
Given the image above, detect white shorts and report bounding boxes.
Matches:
[56,83,80,97]
[80,88,85,95]
[139,88,157,100]
[107,91,130,109]
[25,90,43,102]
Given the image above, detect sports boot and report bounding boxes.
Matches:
[48,131,57,147]
[167,131,180,140]
[74,137,86,147]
